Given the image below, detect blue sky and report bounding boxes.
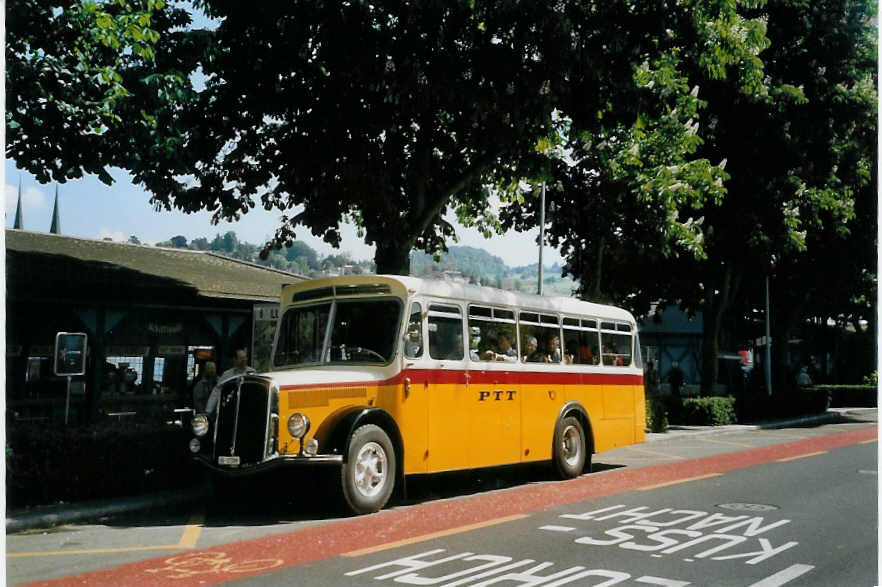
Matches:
[3,160,564,267]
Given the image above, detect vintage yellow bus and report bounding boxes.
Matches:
[189,275,646,514]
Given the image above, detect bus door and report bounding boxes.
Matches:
[466,306,521,468]
[425,303,470,472]
[398,300,429,474]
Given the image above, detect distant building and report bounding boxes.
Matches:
[6,229,306,424]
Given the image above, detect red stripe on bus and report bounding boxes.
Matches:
[279,369,643,391]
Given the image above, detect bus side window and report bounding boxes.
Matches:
[428,304,463,360]
[601,325,632,367]
[404,302,423,358]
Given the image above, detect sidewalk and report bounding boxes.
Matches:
[645,406,876,443]
[7,408,876,534]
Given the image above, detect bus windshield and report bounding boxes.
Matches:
[273,298,401,367]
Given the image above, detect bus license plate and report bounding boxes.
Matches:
[218,456,240,466]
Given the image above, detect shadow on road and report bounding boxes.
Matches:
[102,459,630,530]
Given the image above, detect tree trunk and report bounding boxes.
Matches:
[700,265,735,396]
[374,241,412,275]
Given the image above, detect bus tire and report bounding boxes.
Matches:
[341,424,396,515]
[553,416,587,479]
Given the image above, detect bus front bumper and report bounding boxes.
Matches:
[192,453,344,477]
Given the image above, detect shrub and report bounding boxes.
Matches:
[6,418,201,508]
[677,396,737,426]
[645,397,668,433]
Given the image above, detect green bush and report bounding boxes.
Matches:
[6,418,201,508]
[645,397,668,433]
[812,384,876,408]
[678,396,737,426]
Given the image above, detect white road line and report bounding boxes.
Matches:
[747,564,815,587]
[538,525,576,533]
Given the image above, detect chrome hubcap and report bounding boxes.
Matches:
[354,441,388,497]
[561,425,582,467]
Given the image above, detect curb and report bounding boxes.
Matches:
[645,408,874,443]
[6,484,210,534]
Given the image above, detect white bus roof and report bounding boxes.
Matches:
[282,275,636,324]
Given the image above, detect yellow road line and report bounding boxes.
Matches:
[9,511,206,559]
[342,514,528,557]
[697,436,755,448]
[638,473,722,491]
[177,512,205,549]
[8,544,179,558]
[776,451,827,462]
[622,446,685,460]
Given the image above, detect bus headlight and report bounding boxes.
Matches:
[287,413,310,439]
[189,438,201,453]
[191,414,209,437]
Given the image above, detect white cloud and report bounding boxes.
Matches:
[97,227,126,242]
[4,183,46,214]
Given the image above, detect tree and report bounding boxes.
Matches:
[119,2,768,275]
[169,235,188,248]
[6,0,194,184]
[284,241,319,270]
[515,0,875,393]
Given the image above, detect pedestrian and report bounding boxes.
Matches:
[192,361,217,413]
[207,349,256,415]
[221,348,256,380]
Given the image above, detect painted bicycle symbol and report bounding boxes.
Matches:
[145,551,284,580]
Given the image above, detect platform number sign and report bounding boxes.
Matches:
[54,332,87,376]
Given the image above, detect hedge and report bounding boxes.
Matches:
[6,418,202,508]
[645,397,668,432]
[678,396,737,426]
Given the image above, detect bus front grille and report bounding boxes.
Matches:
[213,378,271,465]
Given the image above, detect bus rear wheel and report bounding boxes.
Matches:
[341,424,396,515]
[553,416,588,479]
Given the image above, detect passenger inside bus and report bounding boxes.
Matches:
[523,336,544,362]
[481,331,517,362]
[545,335,563,363]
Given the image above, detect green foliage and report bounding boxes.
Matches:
[863,372,878,386]
[678,396,738,426]
[6,0,194,185]
[6,419,199,507]
[645,397,669,433]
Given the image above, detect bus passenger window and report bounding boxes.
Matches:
[601,328,632,367]
[428,304,463,360]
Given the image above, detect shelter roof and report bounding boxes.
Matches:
[6,229,305,302]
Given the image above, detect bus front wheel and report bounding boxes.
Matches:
[341,424,396,515]
[553,416,588,479]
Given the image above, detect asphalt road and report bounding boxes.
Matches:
[7,415,876,587]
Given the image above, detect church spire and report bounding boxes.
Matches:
[50,184,61,234]
[13,177,24,229]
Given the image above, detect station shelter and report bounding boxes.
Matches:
[6,229,304,425]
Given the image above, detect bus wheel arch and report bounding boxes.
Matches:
[553,402,594,477]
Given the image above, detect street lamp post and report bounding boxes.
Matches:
[538,181,545,296]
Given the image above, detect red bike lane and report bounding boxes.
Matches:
[20,425,876,587]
